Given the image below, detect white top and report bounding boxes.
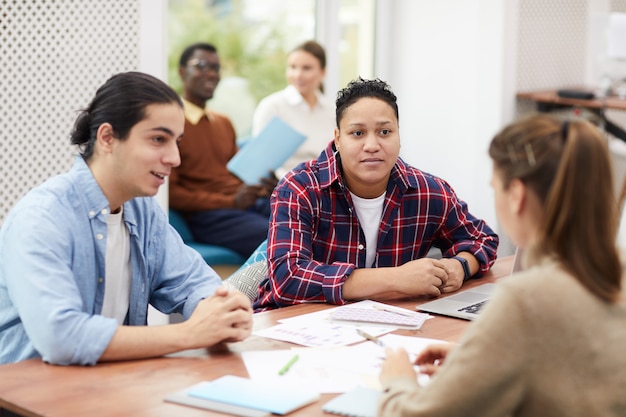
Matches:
[350,191,386,267]
[252,85,335,178]
[102,209,131,324]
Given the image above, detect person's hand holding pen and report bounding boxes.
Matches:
[379,347,417,384]
[379,343,454,385]
[414,343,453,376]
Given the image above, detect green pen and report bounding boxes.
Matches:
[278,354,299,375]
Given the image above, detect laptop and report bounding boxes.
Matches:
[416,248,524,321]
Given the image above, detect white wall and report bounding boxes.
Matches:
[382,0,516,235]
[587,0,626,86]
[140,0,170,212]
[139,0,170,325]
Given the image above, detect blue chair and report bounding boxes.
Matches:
[168,209,246,278]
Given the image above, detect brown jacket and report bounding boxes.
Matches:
[169,100,242,212]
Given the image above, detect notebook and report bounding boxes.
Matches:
[166,375,319,416]
[416,248,524,320]
[165,383,270,417]
[227,116,306,185]
[322,386,381,417]
[329,306,427,329]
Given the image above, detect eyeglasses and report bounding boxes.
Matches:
[187,58,220,73]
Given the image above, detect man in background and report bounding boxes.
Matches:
[170,42,277,258]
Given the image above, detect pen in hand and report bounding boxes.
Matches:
[278,354,299,375]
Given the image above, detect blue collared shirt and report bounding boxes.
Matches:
[0,157,222,365]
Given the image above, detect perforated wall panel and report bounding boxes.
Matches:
[607,0,626,139]
[507,1,626,255]
[0,0,141,223]
[517,0,588,91]
[612,0,626,12]
[603,0,624,137]
[515,0,626,135]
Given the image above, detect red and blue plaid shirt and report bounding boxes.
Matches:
[253,142,499,311]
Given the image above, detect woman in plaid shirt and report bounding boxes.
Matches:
[253,78,498,311]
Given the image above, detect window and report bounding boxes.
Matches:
[169,0,315,138]
[168,0,377,137]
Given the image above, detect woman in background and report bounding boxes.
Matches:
[379,114,626,416]
[252,40,335,178]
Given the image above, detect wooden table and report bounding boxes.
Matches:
[0,256,513,417]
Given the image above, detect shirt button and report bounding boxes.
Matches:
[101,209,108,215]
[98,277,104,283]
[89,210,95,217]
[96,234,104,240]
[358,244,364,250]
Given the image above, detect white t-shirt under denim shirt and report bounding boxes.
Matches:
[102,208,131,324]
[0,157,223,365]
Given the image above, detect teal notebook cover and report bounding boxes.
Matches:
[187,375,320,415]
[227,116,306,185]
[165,382,270,417]
[322,386,381,417]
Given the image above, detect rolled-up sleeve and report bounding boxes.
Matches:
[263,184,356,308]
[431,179,499,276]
[147,212,222,320]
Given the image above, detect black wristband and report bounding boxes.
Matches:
[452,255,471,281]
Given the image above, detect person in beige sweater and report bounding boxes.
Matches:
[379,114,626,417]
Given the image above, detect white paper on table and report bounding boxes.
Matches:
[278,300,431,329]
[253,300,431,348]
[378,334,449,353]
[242,335,450,394]
[242,344,385,394]
[253,321,392,347]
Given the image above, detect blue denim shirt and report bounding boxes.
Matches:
[0,157,222,365]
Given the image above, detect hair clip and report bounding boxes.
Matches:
[524,143,536,167]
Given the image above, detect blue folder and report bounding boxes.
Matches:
[227,116,306,184]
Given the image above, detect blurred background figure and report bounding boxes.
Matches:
[170,42,277,258]
[252,40,336,178]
